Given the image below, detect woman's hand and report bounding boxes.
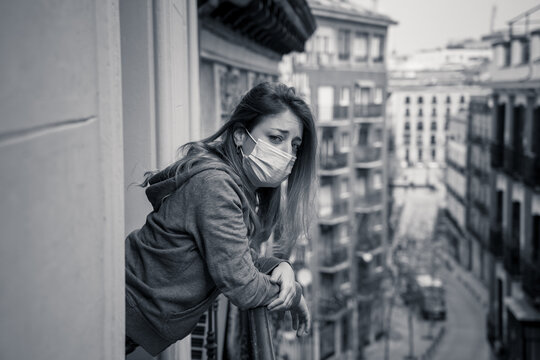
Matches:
[267,262,296,312]
[290,296,311,337]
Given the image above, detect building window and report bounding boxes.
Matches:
[353,32,368,62]
[405,108,410,116]
[431,149,436,160]
[418,108,423,117]
[405,148,410,161]
[358,125,369,146]
[418,149,423,161]
[405,96,410,104]
[446,95,451,104]
[432,96,437,104]
[446,107,451,116]
[404,134,410,145]
[418,96,423,104]
[430,135,436,144]
[373,88,383,105]
[417,134,423,145]
[404,121,410,130]
[371,34,384,62]
[339,87,350,106]
[338,29,351,60]
[432,108,437,116]
[460,95,465,104]
[417,121,423,130]
[431,121,437,130]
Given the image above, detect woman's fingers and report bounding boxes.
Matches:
[271,289,294,311]
[291,312,299,330]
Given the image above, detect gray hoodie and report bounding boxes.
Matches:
[125,155,299,355]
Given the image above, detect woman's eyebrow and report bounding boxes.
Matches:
[270,128,289,134]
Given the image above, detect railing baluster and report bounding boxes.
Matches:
[248,307,276,360]
[205,301,218,360]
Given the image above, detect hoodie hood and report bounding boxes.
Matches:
[145,156,242,211]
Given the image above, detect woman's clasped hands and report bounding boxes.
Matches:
[267,262,311,337]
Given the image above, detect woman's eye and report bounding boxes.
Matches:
[269,135,283,144]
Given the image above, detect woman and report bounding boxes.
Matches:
[125,82,317,356]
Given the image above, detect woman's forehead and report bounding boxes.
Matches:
[256,110,303,137]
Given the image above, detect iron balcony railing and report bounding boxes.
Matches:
[320,151,348,171]
[503,231,521,276]
[354,147,381,164]
[202,304,276,360]
[354,190,383,210]
[522,256,540,305]
[353,104,383,118]
[491,142,504,168]
[333,105,349,120]
[523,152,540,188]
[490,223,503,258]
[356,232,382,252]
[320,245,349,267]
[503,146,523,177]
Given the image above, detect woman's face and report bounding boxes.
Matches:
[242,110,303,157]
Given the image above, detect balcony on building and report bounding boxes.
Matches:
[503,230,521,276]
[354,147,382,167]
[354,189,383,213]
[353,103,383,121]
[523,151,540,188]
[319,127,351,177]
[522,255,540,306]
[317,104,350,126]
[319,194,349,225]
[319,271,352,320]
[356,250,384,301]
[491,142,504,169]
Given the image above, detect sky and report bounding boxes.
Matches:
[362,0,540,55]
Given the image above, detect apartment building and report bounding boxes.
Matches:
[445,110,469,265]
[284,1,396,358]
[466,95,493,286]
[388,41,491,187]
[484,6,540,360]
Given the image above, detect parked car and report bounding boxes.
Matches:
[415,274,446,320]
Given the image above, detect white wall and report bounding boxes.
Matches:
[0,0,124,359]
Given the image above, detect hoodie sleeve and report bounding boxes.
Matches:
[189,173,281,310]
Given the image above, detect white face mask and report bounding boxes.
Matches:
[241,130,297,188]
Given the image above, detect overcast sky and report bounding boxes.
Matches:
[371,0,540,55]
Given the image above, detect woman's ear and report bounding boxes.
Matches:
[233,127,246,148]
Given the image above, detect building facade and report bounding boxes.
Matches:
[0,1,314,360]
[284,1,396,358]
[388,41,491,187]
[466,95,493,285]
[485,6,540,360]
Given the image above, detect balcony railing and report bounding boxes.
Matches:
[522,256,540,304]
[356,232,382,252]
[523,152,540,188]
[353,104,383,118]
[319,292,349,317]
[317,105,349,123]
[354,147,381,164]
[354,190,383,210]
[490,223,503,257]
[248,307,277,360]
[334,105,349,120]
[503,146,523,177]
[320,152,348,171]
[320,245,349,268]
[319,199,349,223]
[503,232,520,276]
[491,142,504,168]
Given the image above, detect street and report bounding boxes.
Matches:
[434,262,490,360]
[391,184,490,360]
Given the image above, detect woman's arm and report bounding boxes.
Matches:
[189,173,282,310]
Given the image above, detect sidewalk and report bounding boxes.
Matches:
[435,249,489,310]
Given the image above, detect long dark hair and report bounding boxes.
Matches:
[143,82,317,257]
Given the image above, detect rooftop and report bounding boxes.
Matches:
[309,0,397,26]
